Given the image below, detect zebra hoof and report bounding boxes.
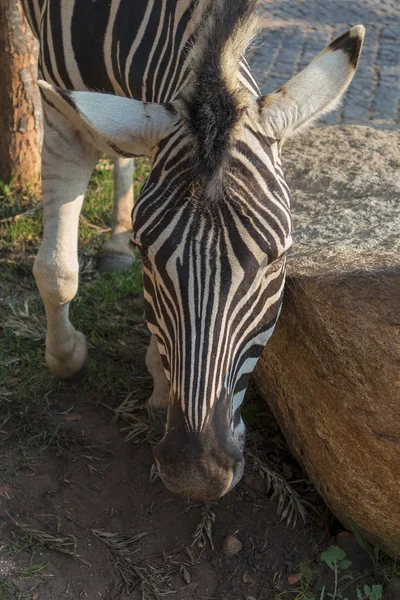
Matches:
[61,349,89,384]
[98,252,134,274]
[46,332,89,382]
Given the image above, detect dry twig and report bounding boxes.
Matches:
[7,512,89,566]
[79,214,111,232]
[4,299,46,341]
[113,392,161,447]
[0,206,40,224]
[91,528,177,598]
[191,503,216,551]
[246,450,307,527]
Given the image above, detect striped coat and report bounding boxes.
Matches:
[22,0,364,499]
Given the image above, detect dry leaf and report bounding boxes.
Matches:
[185,546,195,563]
[63,412,83,422]
[182,565,191,584]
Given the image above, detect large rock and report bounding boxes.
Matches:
[253,125,400,554]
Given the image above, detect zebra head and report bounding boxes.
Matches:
[40,1,364,500]
[131,107,291,499]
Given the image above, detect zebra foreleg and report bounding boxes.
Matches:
[146,335,170,423]
[33,105,98,380]
[98,157,135,273]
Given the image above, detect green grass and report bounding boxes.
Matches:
[6,533,43,559]
[0,158,150,412]
[0,156,150,251]
[70,265,144,348]
[0,263,145,412]
[0,547,50,599]
[0,580,24,600]
[2,157,400,600]
[0,159,152,532]
[0,158,153,597]
[1,214,43,249]
[277,545,399,600]
[0,538,49,600]
[80,157,149,245]
[18,562,50,578]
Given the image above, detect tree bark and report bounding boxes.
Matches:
[0,0,42,188]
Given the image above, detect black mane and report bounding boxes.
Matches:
[182,0,258,184]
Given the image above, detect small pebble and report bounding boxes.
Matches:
[242,571,255,585]
[222,535,242,556]
[288,573,301,585]
[336,530,351,538]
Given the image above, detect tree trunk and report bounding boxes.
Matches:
[0,0,42,188]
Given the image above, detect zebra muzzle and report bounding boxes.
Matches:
[153,428,244,500]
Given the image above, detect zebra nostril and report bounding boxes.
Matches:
[229,459,244,490]
[153,448,243,499]
[233,461,241,474]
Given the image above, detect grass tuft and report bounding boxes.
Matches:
[133,563,177,599]
[18,562,50,578]
[91,528,178,598]
[0,578,24,600]
[7,515,88,565]
[113,391,161,447]
[4,299,46,341]
[91,529,149,555]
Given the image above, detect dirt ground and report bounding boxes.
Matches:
[0,298,390,600]
[0,158,395,600]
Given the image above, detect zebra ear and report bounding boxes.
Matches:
[258,25,365,141]
[38,81,178,157]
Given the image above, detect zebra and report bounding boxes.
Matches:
[21,0,364,500]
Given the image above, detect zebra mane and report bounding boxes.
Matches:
[182,0,259,189]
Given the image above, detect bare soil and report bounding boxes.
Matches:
[0,324,376,600]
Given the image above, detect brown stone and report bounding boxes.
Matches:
[242,571,255,584]
[222,535,242,556]
[288,573,301,585]
[253,125,400,555]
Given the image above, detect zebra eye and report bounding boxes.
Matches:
[139,248,152,269]
[258,254,285,273]
[129,239,140,253]
[266,255,286,274]
[129,240,151,268]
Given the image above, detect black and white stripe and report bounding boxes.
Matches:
[23,0,258,102]
[23,0,292,443]
[132,113,291,437]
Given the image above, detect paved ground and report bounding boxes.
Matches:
[251,0,400,124]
